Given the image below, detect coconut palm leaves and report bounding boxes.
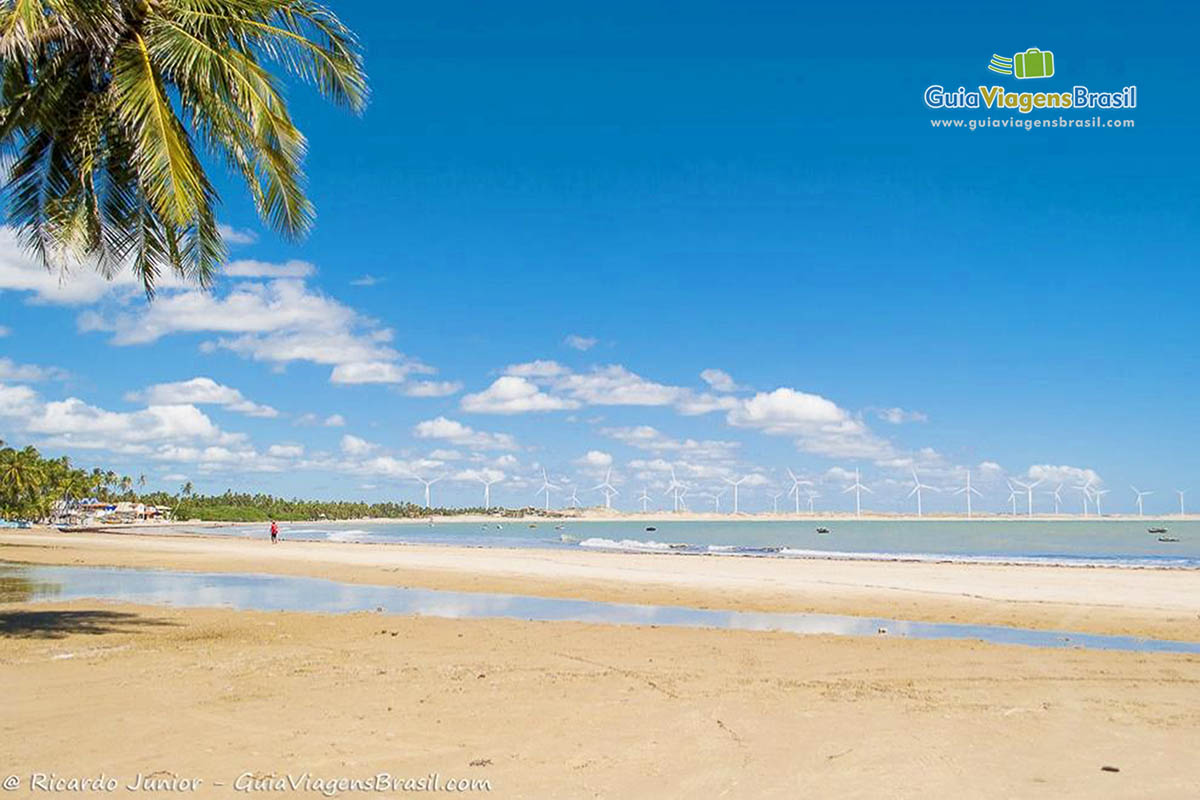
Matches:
[0,0,366,294]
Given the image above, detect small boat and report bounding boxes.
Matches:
[554,525,564,531]
[645,526,657,532]
[1148,527,1168,534]
[1158,536,1180,543]
[528,523,537,528]
[815,527,830,534]
[667,543,690,550]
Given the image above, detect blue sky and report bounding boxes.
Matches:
[1,1,1197,513]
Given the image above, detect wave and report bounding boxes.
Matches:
[578,537,689,552]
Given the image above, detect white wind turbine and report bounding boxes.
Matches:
[1073,482,1091,516]
[1010,478,1042,517]
[1131,486,1153,517]
[1006,481,1020,516]
[786,468,813,514]
[637,487,652,512]
[665,467,686,512]
[535,468,559,511]
[1176,489,1188,516]
[592,467,619,509]
[722,476,748,515]
[1092,487,1109,516]
[1042,483,1063,515]
[566,485,581,509]
[841,468,872,518]
[476,475,501,510]
[953,469,983,518]
[908,467,938,518]
[770,491,785,514]
[704,488,728,513]
[412,474,442,509]
[805,490,819,513]
[676,485,690,512]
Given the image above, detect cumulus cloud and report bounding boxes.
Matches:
[222,259,316,279]
[461,376,580,414]
[1026,464,1103,487]
[700,369,740,393]
[413,416,518,451]
[727,387,895,460]
[0,358,68,382]
[400,380,462,397]
[324,414,346,427]
[575,450,613,467]
[268,444,305,458]
[877,407,928,424]
[340,435,378,456]
[602,425,740,460]
[128,377,278,418]
[563,334,598,351]
[494,361,734,416]
[217,224,258,245]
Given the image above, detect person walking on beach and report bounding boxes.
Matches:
[270,520,278,544]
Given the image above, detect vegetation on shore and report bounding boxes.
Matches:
[0,442,547,522]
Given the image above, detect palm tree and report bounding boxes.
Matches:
[0,446,44,510]
[0,0,367,294]
[180,480,194,498]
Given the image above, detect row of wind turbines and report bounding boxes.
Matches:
[407,467,1189,518]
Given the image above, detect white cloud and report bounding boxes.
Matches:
[350,274,380,287]
[324,414,346,427]
[576,450,613,467]
[602,425,740,460]
[340,435,378,456]
[503,360,571,378]
[268,444,305,458]
[330,360,420,385]
[128,377,278,418]
[223,259,316,279]
[0,358,68,382]
[1026,464,1103,487]
[401,380,462,397]
[0,325,9,337]
[217,224,258,245]
[877,407,928,424]
[0,383,39,417]
[461,376,580,414]
[563,334,597,351]
[700,369,740,393]
[413,416,518,450]
[495,362,734,416]
[727,387,895,460]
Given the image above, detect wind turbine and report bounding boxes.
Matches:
[1073,482,1091,516]
[953,469,983,518]
[786,469,813,514]
[1131,486,1153,517]
[1010,478,1042,517]
[1176,489,1188,516]
[1006,481,1020,516]
[665,467,686,513]
[1092,487,1109,516]
[566,485,581,509]
[770,491,785,514]
[908,467,938,518]
[1042,483,1063,515]
[592,467,619,509]
[841,468,872,518]
[636,487,652,512]
[805,490,819,513]
[676,485,690,512]
[536,468,559,511]
[412,474,442,509]
[476,475,500,510]
[705,488,728,513]
[722,476,748,514]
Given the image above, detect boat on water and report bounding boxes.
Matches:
[1158,536,1180,543]
[815,527,830,534]
[645,526,657,532]
[1148,527,1168,534]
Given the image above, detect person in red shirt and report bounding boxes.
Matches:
[270,520,278,544]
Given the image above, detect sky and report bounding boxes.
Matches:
[1,1,1197,514]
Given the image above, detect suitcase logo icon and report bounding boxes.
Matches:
[987,48,1055,79]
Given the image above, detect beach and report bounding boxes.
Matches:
[3,528,1200,798]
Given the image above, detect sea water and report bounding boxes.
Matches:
[3,562,1198,654]
[142,518,1199,568]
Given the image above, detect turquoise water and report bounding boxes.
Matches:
[150,518,1199,568]
[4,562,1198,654]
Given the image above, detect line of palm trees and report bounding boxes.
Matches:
[0,440,147,521]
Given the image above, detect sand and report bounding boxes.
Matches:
[3,528,1200,639]
[3,528,1199,798]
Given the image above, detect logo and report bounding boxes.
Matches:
[989,48,1056,79]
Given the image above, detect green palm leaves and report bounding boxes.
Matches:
[0,0,366,294]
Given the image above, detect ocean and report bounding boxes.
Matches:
[148,518,1198,569]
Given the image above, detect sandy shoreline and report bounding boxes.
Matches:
[3,528,1199,640]
[3,600,1198,798]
